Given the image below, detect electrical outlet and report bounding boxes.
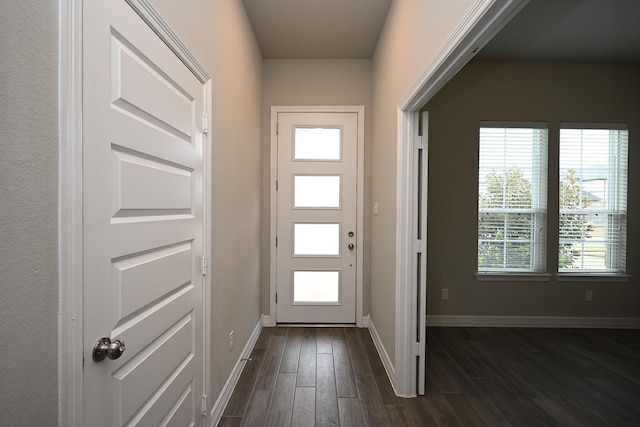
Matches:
[441,289,449,300]
[229,330,234,352]
[586,290,593,302]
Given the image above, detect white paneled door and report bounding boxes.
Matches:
[276,112,359,323]
[83,1,207,425]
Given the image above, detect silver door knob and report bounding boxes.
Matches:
[348,243,355,250]
[92,337,126,362]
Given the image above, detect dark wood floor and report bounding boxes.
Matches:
[219,326,640,426]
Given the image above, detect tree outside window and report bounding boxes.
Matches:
[478,168,591,270]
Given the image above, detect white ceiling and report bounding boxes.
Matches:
[242,0,640,62]
[242,0,392,59]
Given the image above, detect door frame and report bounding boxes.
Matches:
[393,0,530,396]
[58,1,213,424]
[268,106,365,327]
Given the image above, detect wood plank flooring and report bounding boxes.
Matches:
[219,326,640,426]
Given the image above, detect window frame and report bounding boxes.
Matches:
[476,122,549,275]
[557,123,629,276]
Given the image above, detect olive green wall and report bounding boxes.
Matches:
[424,61,640,318]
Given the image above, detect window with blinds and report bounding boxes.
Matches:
[478,123,548,272]
[559,124,628,273]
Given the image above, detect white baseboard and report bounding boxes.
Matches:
[366,316,398,394]
[426,315,640,329]
[261,314,275,327]
[361,315,370,328]
[210,319,263,427]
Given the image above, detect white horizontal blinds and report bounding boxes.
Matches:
[559,124,628,272]
[478,122,548,272]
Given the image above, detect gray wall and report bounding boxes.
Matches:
[261,59,373,318]
[424,61,640,318]
[0,2,59,424]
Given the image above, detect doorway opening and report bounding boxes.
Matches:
[393,0,529,397]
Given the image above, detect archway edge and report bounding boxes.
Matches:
[394,0,530,397]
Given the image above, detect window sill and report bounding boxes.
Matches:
[475,272,552,282]
[556,273,631,283]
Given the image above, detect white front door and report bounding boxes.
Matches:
[83,1,207,425]
[275,111,359,323]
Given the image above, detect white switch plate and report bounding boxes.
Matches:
[441,289,449,300]
[373,202,379,215]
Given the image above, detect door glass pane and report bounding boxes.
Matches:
[294,127,341,160]
[293,271,340,303]
[294,175,341,208]
[294,223,340,255]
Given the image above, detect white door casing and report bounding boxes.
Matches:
[415,111,428,395]
[82,1,210,425]
[270,107,364,326]
[393,0,529,397]
[277,112,357,323]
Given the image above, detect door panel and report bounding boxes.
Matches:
[111,147,193,216]
[83,1,205,425]
[293,223,341,255]
[293,271,341,303]
[110,34,195,139]
[276,112,358,323]
[293,175,341,208]
[111,242,193,321]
